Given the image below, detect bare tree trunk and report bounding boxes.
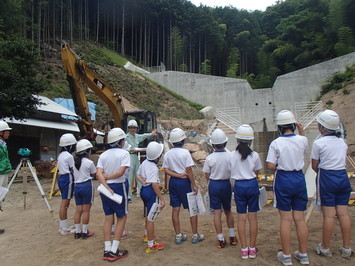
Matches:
[38,0,42,50]
[60,0,63,43]
[112,1,115,49]
[131,7,134,59]
[156,20,159,67]
[96,0,99,43]
[121,0,125,55]
[69,0,73,44]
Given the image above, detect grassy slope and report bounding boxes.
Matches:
[41,42,203,121]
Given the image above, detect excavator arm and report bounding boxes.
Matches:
[61,43,125,137]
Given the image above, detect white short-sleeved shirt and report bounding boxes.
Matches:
[73,157,96,183]
[230,150,262,180]
[311,135,348,170]
[203,151,231,180]
[266,134,308,171]
[58,151,74,175]
[162,147,194,174]
[97,148,130,183]
[137,159,160,187]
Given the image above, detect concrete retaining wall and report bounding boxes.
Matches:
[144,52,355,132]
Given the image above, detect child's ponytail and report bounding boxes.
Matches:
[236,141,253,160]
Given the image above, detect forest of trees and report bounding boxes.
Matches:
[1,0,355,89]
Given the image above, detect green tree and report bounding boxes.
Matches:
[200,59,211,75]
[226,47,240,78]
[0,36,46,120]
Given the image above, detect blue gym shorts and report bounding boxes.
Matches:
[319,168,352,207]
[100,180,129,218]
[208,179,232,211]
[169,177,192,209]
[58,173,74,199]
[234,178,259,214]
[141,185,158,215]
[74,180,94,205]
[274,170,307,212]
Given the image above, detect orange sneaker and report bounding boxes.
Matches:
[230,236,238,245]
[145,242,165,253]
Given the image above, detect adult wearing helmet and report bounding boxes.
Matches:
[311,110,352,258]
[58,133,77,236]
[97,128,129,261]
[266,110,309,265]
[231,125,261,258]
[126,119,157,202]
[0,121,12,234]
[203,129,237,249]
[136,141,166,252]
[73,139,96,239]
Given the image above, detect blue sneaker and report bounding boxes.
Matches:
[175,233,187,244]
[192,234,205,244]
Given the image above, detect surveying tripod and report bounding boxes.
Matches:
[7,158,53,215]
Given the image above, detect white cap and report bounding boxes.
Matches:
[210,129,228,145]
[235,124,254,140]
[127,120,138,128]
[169,128,186,143]
[0,121,12,131]
[59,133,77,147]
[146,141,164,160]
[107,128,126,144]
[76,139,93,153]
[276,110,296,125]
[316,109,340,131]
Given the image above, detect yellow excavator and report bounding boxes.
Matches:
[61,43,158,145]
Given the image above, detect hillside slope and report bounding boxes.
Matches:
[321,81,355,169]
[40,43,203,124]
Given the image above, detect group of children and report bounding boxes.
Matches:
[56,110,353,264]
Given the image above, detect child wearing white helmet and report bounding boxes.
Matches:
[266,110,309,265]
[136,141,166,253]
[73,139,96,240]
[96,128,129,261]
[203,128,237,249]
[0,121,12,223]
[126,119,157,202]
[58,133,77,236]
[231,125,262,259]
[163,128,204,244]
[311,110,352,259]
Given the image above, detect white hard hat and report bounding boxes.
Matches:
[146,141,164,160]
[59,133,77,147]
[127,120,138,128]
[235,124,254,140]
[316,109,339,131]
[276,110,296,125]
[169,128,186,143]
[76,139,93,153]
[0,121,12,131]
[210,129,228,145]
[107,128,126,144]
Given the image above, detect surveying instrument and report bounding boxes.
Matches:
[7,148,53,215]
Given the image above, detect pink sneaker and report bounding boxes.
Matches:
[121,231,133,240]
[241,248,249,259]
[249,247,259,259]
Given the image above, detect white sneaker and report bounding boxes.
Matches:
[59,228,76,236]
[294,251,309,265]
[314,243,332,257]
[339,246,353,259]
[191,234,205,244]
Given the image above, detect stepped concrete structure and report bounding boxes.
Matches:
[144,52,355,133]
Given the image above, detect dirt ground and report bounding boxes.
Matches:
[0,173,354,266]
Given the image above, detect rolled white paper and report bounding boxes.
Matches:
[98,184,123,204]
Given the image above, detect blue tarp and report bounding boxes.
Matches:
[53,98,96,121]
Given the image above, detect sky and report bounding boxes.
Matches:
[189,0,278,11]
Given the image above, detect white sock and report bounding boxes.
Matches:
[249,247,255,250]
[60,220,68,230]
[242,247,248,251]
[228,228,235,237]
[147,240,154,247]
[75,224,81,233]
[283,253,291,258]
[110,240,120,253]
[104,241,112,251]
[111,224,116,232]
[299,252,307,256]
[217,233,224,241]
[144,229,148,235]
[82,224,88,233]
[176,233,182,237]
[193,233,198,237]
